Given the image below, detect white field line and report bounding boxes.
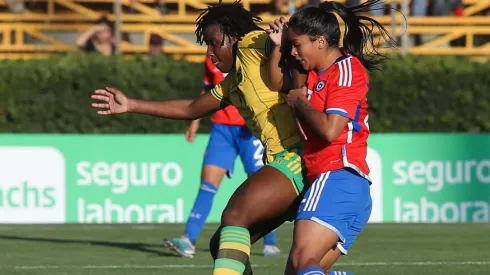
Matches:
[11,261,490,270]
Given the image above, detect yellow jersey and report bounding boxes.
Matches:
[210,30,301,162]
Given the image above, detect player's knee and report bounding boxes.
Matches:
[220,204,249,227]
[290,246,321,271]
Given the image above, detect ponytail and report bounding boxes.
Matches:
[289,0,397,71]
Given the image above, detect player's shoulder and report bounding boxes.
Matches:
[328,55,367,87]
[329,55,364,75]
[238,30,268,49]
[237,30,271,63]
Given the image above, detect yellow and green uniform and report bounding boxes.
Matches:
[210,30,305,196]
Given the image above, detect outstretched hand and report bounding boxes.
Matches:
[91,87,130,115]
[185,120,200,143]
[266,17,288,47]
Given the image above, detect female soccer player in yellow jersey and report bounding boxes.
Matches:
[91,1,307,274]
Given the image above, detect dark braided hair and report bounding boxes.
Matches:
[195,0,263,45]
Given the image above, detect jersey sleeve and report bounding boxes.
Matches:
[210,72,234,105]
[237,31,273,65]
[325,60,368,120]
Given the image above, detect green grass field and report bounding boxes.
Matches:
[1,223,489,275]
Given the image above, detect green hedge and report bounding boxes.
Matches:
[0,54,488,133]
[369,55,489,132]
[0,54,208,133]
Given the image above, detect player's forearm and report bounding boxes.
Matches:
[267,45,285,91]
[190,89,207,123]
[190,117,202,124]
[290,61,308,89]
[128,98,202,120]
[293,97,336,142]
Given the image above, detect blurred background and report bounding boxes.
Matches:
[0,0,487,60]
[0,1,489,275]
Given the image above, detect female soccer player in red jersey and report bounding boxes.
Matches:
[268,1,396,274]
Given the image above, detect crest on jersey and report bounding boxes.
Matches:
[315,80,326,92]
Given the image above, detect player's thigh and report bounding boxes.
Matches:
[337,194,372,255]
[221,166,299,228]
[296,169,372,256]
[236,127,264,174]
[248,198,299,241]
[267,143,306,197]
[202,123,239,185]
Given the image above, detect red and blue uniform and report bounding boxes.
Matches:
[202,57,263,177]
[296,54,372,255]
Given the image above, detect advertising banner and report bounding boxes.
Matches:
[0,134,488,224]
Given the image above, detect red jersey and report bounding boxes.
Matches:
[302,55,371,184]
[203,57,245,126]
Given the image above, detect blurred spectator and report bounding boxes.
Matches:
[430,0,465,46]
[76,17,116,56]
[148,33,165,58]
[155,0,168,15]
[125,0,138,14]
[271,0,286,15]
[411,0,427,46]
[411,0,427,17]
[6,0,25,13]
[431,0,461,16]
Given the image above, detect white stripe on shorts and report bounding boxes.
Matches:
[303,173,324,211]
[303,172,330,212]
[311,174,327,211]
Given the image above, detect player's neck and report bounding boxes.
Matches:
[315,48,343,73]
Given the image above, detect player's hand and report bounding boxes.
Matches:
[286,86,307,106]
[91,87,130,115]
[185,120,200,143]
[266,17,287,47]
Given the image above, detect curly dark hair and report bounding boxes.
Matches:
[194,0,263,45]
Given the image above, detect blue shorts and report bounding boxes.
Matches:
[203,123,264,177]
[296,168,372,255]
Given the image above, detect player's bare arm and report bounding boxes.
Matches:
[184,88,208,142]
[287,87,348,143]
[91,87,225,120]
[266,17,293,93]
[290,62,307,89]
